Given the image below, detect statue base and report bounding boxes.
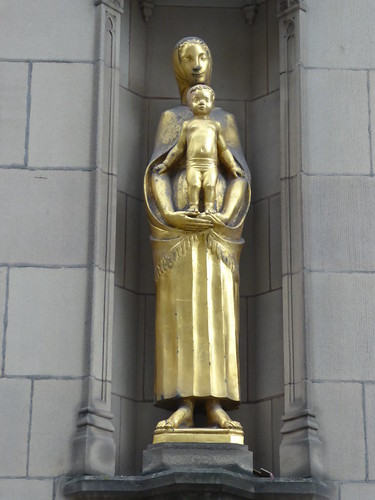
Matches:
[143,442,252,475]
[153,427,244,444]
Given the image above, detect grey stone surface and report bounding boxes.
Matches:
[303,176,375,271]
[304,0,375,69]
[0,478,53,500]
[124,196,142,291]
[269,195,282,290]
[118,87,147,198]
[0,62,29,166]
[312,382,365,481]
[143,443,253,476]
[248,290,283,401]
[119,0,131,88]
[271,396,284,477]
[304,69,370,174]
[64,471,330,499]
[28,379,83,476]
[145,6,252,100]
[249,1,268,99]
[248,401,273,474]
[247,91,280,202]
[28,63,95,168]
[0,267,7,341]
[267,0,280,94]
[128,0,147,95]
[341,482,375,500]
[135,402,170,472]
[0,0,96,61]
[142,295,156,401]
[119,398,137,475]
[0,378,30,475]
[6,268,87,376]
[241,200,269,296]
[365,384,375,479]
[115,191,126,288]
[0,169,91,266]
[307,272,375,380]
[112,287,139,399]
[239,296,248,402]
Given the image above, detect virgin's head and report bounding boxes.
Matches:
[173,37,212,104]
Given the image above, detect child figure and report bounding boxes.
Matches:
[155,84,244,214]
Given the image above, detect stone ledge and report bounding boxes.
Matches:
[64,469,331,499]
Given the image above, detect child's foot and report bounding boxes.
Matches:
[205,208,216,215]
[187,206,199,214]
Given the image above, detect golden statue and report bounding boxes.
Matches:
[144,37,251,443]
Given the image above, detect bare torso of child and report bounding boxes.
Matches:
[185,118,220,169]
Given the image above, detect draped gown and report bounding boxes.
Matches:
[144,105,251,411]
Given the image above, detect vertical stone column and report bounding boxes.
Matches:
[72,0,123,476]
[277,0,323,478]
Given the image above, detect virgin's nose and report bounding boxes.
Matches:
[193,65,201,72]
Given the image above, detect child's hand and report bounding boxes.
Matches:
[154,162,168,174]
[231,165,244,178]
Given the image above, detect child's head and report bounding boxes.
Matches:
[186,84,215,116]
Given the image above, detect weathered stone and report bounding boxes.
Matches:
[0,379,30,475]
[142,443,253,476]
[0,479,53,500]
[28,63,95,168]
[0,170,91,266]
[0,0,96,61]
[6,268,87,377]
[0,62,29,166]
[64,470,330,499]
[28,379,83,476]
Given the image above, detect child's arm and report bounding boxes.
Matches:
[155,123,188,174]
[217,126,244,178]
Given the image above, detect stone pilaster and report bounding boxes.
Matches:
[71,0,124,476]
[277,0,323,478]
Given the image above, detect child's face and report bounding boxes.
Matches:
[189,89,214,116]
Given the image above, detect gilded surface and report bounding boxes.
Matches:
[144,37,251,441]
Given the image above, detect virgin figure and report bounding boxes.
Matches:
[144,37,251,432]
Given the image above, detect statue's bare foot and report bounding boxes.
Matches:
[205,208,216,215]
[206,401,243,430]
[187,206,199,214]
[156,402,194,430]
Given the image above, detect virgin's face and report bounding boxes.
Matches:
[179,43,209,85]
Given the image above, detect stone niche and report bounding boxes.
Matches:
[65,0,330,498]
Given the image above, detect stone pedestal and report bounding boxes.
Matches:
[64,442,330,499]
[142,443,253,475]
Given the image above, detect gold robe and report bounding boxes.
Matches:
[144,106,251,411]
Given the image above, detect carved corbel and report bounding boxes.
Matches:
[277,0,306,17]
[139,0,154,22]
[94,0,124,14]
[242,1,258,26]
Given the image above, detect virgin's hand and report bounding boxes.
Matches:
[164,211,214,231]
[231,165,244,178]
[154,163,167,174]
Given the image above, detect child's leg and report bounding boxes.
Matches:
[186,167,202,212]
[203,168,218,213]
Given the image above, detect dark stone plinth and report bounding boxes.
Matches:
[64,469,331,499]
[142,443,253,475]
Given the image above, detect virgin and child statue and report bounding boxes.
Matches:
[144,37,251,437]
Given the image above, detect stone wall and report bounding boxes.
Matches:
[300,0,375,497]
[113,0,284,476]
[0,1,98,498]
